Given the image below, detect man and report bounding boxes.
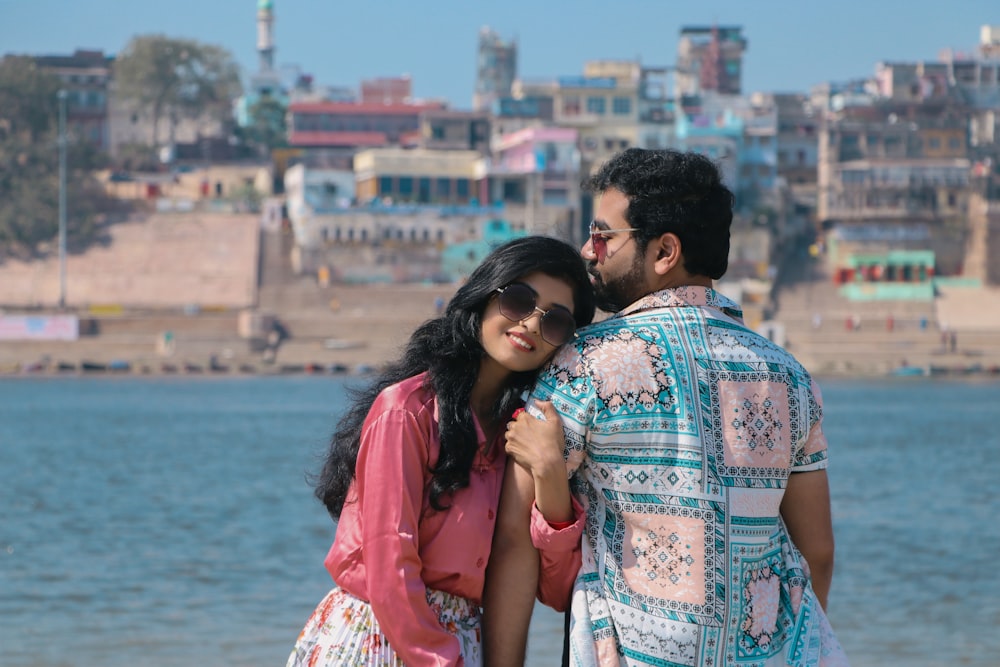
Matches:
[484,148,848,666]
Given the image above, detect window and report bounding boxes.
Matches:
[612,97,631,115]
[456,179,470,199]
[379,176,393,195]
[436,178,451,199]
[563,96,581,116]
[586,96,606,114]
[398,177,413,196]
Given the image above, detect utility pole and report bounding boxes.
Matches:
[57,89,68,310]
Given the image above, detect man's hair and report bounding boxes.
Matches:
[584,148,734,279]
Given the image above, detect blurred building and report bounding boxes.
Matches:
[33,49,113,151]
[676,25,748,97]
[474,27,517,113]
[287,99,446,168]
[360,76,412,105]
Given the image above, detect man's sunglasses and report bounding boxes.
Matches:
[589,221,639,265]
[495,282,577,347]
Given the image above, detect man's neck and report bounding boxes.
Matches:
[654,273,714,292]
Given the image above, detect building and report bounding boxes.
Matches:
[360,76,412,105]
[474,27,517,113]
[236,0,287,131]
[287,100,447,168]
[676,25,748,97]
[818,103,972,289]
[515,60,641,167]
[763,93,821,186]
[489,126,582,240]
[980,24,1000,60]
[352,147,488,206]
[417,109,491,153]
[637,66,677,150]
[34,49,113,151]
[673,92,744,190]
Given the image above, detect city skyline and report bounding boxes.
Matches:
[0,0,996,106]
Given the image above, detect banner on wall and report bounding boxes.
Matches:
[0,315,79,341]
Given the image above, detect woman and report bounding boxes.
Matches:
[285,236,596,667]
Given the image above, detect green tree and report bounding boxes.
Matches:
[242,96,288,156]
[113,35,243,147]
[0,56,61,141]
[0,56,113,258]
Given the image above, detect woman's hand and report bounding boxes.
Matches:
[504,400,566,479]
[505,401,573,524]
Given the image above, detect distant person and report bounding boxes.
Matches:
[484,148,849,666]
[284,236,595,667]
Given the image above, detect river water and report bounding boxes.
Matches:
[1,375,998,666]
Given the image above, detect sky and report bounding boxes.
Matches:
[0,0,996,107]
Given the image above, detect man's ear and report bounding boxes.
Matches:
[652,232,683,276]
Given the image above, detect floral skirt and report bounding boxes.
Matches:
[285,586,483,667]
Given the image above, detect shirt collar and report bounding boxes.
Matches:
[614,286,744,323]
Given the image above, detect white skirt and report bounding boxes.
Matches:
[286,586,482,666]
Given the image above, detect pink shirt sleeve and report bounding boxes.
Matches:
[356,407,464,667]
[529,496,584,611]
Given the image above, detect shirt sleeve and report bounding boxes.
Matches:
[528,344,595,477]
[356,407,464,667]
[530,496,584,611]
[792,377,830,472]
[524,344,594,609]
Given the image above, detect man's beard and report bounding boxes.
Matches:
[590,252,646,313]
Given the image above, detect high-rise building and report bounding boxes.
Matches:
[676,25,747,97]
[474,27,517,112]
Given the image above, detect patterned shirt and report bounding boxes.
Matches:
[528,286,849,667]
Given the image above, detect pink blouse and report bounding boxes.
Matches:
[324,373,507,667]
[324,372,587,665]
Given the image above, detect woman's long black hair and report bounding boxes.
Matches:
[314,236,596,518]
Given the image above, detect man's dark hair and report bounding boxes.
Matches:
[584,148,734,279]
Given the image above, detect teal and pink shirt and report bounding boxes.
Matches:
[526,286,850,667]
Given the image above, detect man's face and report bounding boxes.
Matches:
[584,188,648,313]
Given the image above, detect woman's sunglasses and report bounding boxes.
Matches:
[495,282,577,347]
[589,221,639,265]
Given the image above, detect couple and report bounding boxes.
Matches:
[285,148,850,667]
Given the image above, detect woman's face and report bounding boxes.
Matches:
[479,271,576,376]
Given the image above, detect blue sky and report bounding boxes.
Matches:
[0,0,995,107]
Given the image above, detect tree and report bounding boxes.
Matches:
[0,56,61,141]
[0,56,113,258]
[113,35,242,148]
[241,96,288,156]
